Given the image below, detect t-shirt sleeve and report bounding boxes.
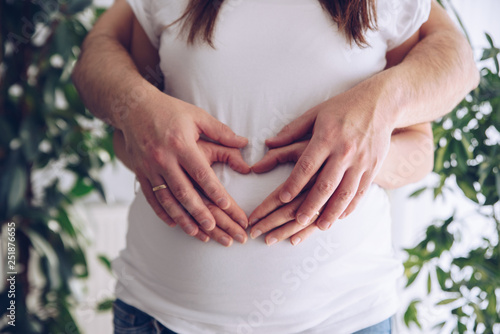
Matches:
[127,0,160,48]
[378,0,431,51]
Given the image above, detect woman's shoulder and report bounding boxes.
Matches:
[375,0,431,51]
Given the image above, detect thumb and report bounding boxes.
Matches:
[266,110,316,148]
[203,142,251,174]
[198,114,248,148]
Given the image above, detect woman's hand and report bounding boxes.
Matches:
[114,128,251,246]
[249,141,321,246]
[250,190,320,246]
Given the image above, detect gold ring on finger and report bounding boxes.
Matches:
[152,184,167,192]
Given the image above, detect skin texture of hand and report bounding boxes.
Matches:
[113,130,251,247]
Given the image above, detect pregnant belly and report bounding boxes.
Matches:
[122,173,393,321]
[211,163,295,215]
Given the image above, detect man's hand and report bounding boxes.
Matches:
[113,105,251,245]
[156,139,251,247]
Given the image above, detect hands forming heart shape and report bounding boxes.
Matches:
[117,83,408,248]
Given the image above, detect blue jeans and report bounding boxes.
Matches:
[113,299,391,334]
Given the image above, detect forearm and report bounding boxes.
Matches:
[374,125,434,189]
[374,2,479,129]
[71,0,160,130]
[72,34,157,129]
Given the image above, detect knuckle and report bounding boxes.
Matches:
[203,182,222,199]
[189,207,206,220]
[337,189,353,201]
[317,180,337,196]
[155,190,170,203]
[357,187,367,196]
[297,157,316,175]
[339,142,356,159]
[166,132,186,151]
[204,201,217,212]
[192,166,210,183]
[285,207,298,220]
[316,131,334,144]
[171,185,190,203]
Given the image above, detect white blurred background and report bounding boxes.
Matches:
[76,1,500,333]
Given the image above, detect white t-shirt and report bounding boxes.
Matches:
[114,0,431,333]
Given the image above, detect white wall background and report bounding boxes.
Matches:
[76,1,500,333]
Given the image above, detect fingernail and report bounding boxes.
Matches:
[291,237,302,246]
[318,220,332,230]
[219,236,232,247]
[267,237,278,246]
[203,235,210,242]
[186,225,196,236]
[217,197,230,210]
[251,229,262,239]
[239,220,248,228]
[234,234,246,244]
[339,212,347,219]
[280,191,292,203]
[200,219,213,230]
[297,214,310,226]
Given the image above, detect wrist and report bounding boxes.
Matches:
[113,78,162,131]
[352,71,399,135]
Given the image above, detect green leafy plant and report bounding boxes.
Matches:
[0,1,111,333]
[403,19,500,334]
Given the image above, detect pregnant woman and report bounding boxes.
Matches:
[73,0,479,333]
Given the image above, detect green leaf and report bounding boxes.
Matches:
[0,153,28,218]
[20,115,44,162]
[96,298,114,312]
[457,321,467,333]
[54,20,74,62]
[437,298,457,306]
[94,7,107,19]
[406,270,420,287]
[410,187,427,198]
[25,228,61,290]
[70,177,94,198]
[436,266,448,290]
[404,299,422,329]
[495,173,500,201]
[97,254,112,273]
[427,272,432,294]
[0,117,15,147]
[456,178,478,203]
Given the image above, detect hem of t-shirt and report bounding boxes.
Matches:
[114,270,400,334]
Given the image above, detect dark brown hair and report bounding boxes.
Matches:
[171,0,378,48]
